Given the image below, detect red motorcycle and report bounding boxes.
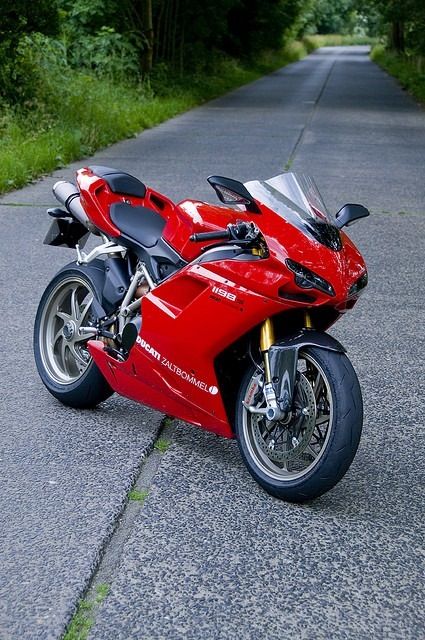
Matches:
[34,165,369,501]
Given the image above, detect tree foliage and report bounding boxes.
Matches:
[0,0,312,105]
[224,0,306,58]
[0,0,60,103]
[307,0,358,35]
[356,0,425,54]
[2,0,424,111]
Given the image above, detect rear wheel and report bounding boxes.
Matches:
[34,266,113,408]
[235,347,362,502]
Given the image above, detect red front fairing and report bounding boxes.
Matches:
[89,262,285,438]
[166,199,365,307]
[79,167,366,437]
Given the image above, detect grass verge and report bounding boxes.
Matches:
[0,41,311,195]
[371,45,425,104]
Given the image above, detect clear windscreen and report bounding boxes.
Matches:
[244,173,341,251]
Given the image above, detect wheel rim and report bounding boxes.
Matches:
[38,276,96,385]
[242,352,333,482]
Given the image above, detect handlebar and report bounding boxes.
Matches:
[190,221,260,243]
[190,230,231,242]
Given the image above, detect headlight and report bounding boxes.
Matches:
[285,259,335,297]
[348,271,368,297]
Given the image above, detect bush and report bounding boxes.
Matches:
[63,27,141,83]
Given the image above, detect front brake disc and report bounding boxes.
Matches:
[253,372,316,463]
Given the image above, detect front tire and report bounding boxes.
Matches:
[34,264,113,409]
[235,347,363,502]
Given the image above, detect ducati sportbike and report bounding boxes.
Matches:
[34,166,369,502]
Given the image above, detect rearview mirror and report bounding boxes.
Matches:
[207,175,260,213]
[335,203,369,229]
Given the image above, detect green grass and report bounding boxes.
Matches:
[94,584,110,602]
[154,437,170,453]
[128,488,149,502]
[0,76,195,194]
[0,42,313,195]
[371,45,425,104]
[63,584,110,640]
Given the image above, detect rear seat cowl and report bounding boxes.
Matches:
[89,165,146,199]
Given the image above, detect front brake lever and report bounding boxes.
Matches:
[199,239,252,253]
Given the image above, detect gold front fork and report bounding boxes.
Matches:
[260,318,275,383]
[260,314,312,382]
[304,311,313,329]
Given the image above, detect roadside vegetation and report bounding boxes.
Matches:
[0,42,311,194]
[365,1,425,104]
[304,34,377,49]
[371,46,425,103]
[0,0,418,196]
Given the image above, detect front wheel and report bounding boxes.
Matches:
[34,265,113,408]
[235,347,363,502]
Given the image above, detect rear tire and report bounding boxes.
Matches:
[235,347,363,502]
[34,264,113,409]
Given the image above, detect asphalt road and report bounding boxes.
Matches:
[0,46,424,639]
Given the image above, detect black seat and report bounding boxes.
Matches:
[110,202,165,248]
[89,165,146,199]
[110,202,186,282]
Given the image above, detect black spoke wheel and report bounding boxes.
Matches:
[235,347,363,502]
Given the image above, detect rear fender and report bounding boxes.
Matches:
[57,257,130,315]
[56,259,108,315]
[269,329,346,413]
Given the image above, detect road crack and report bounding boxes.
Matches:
[284,57,338,170]
[60,416,174,639]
